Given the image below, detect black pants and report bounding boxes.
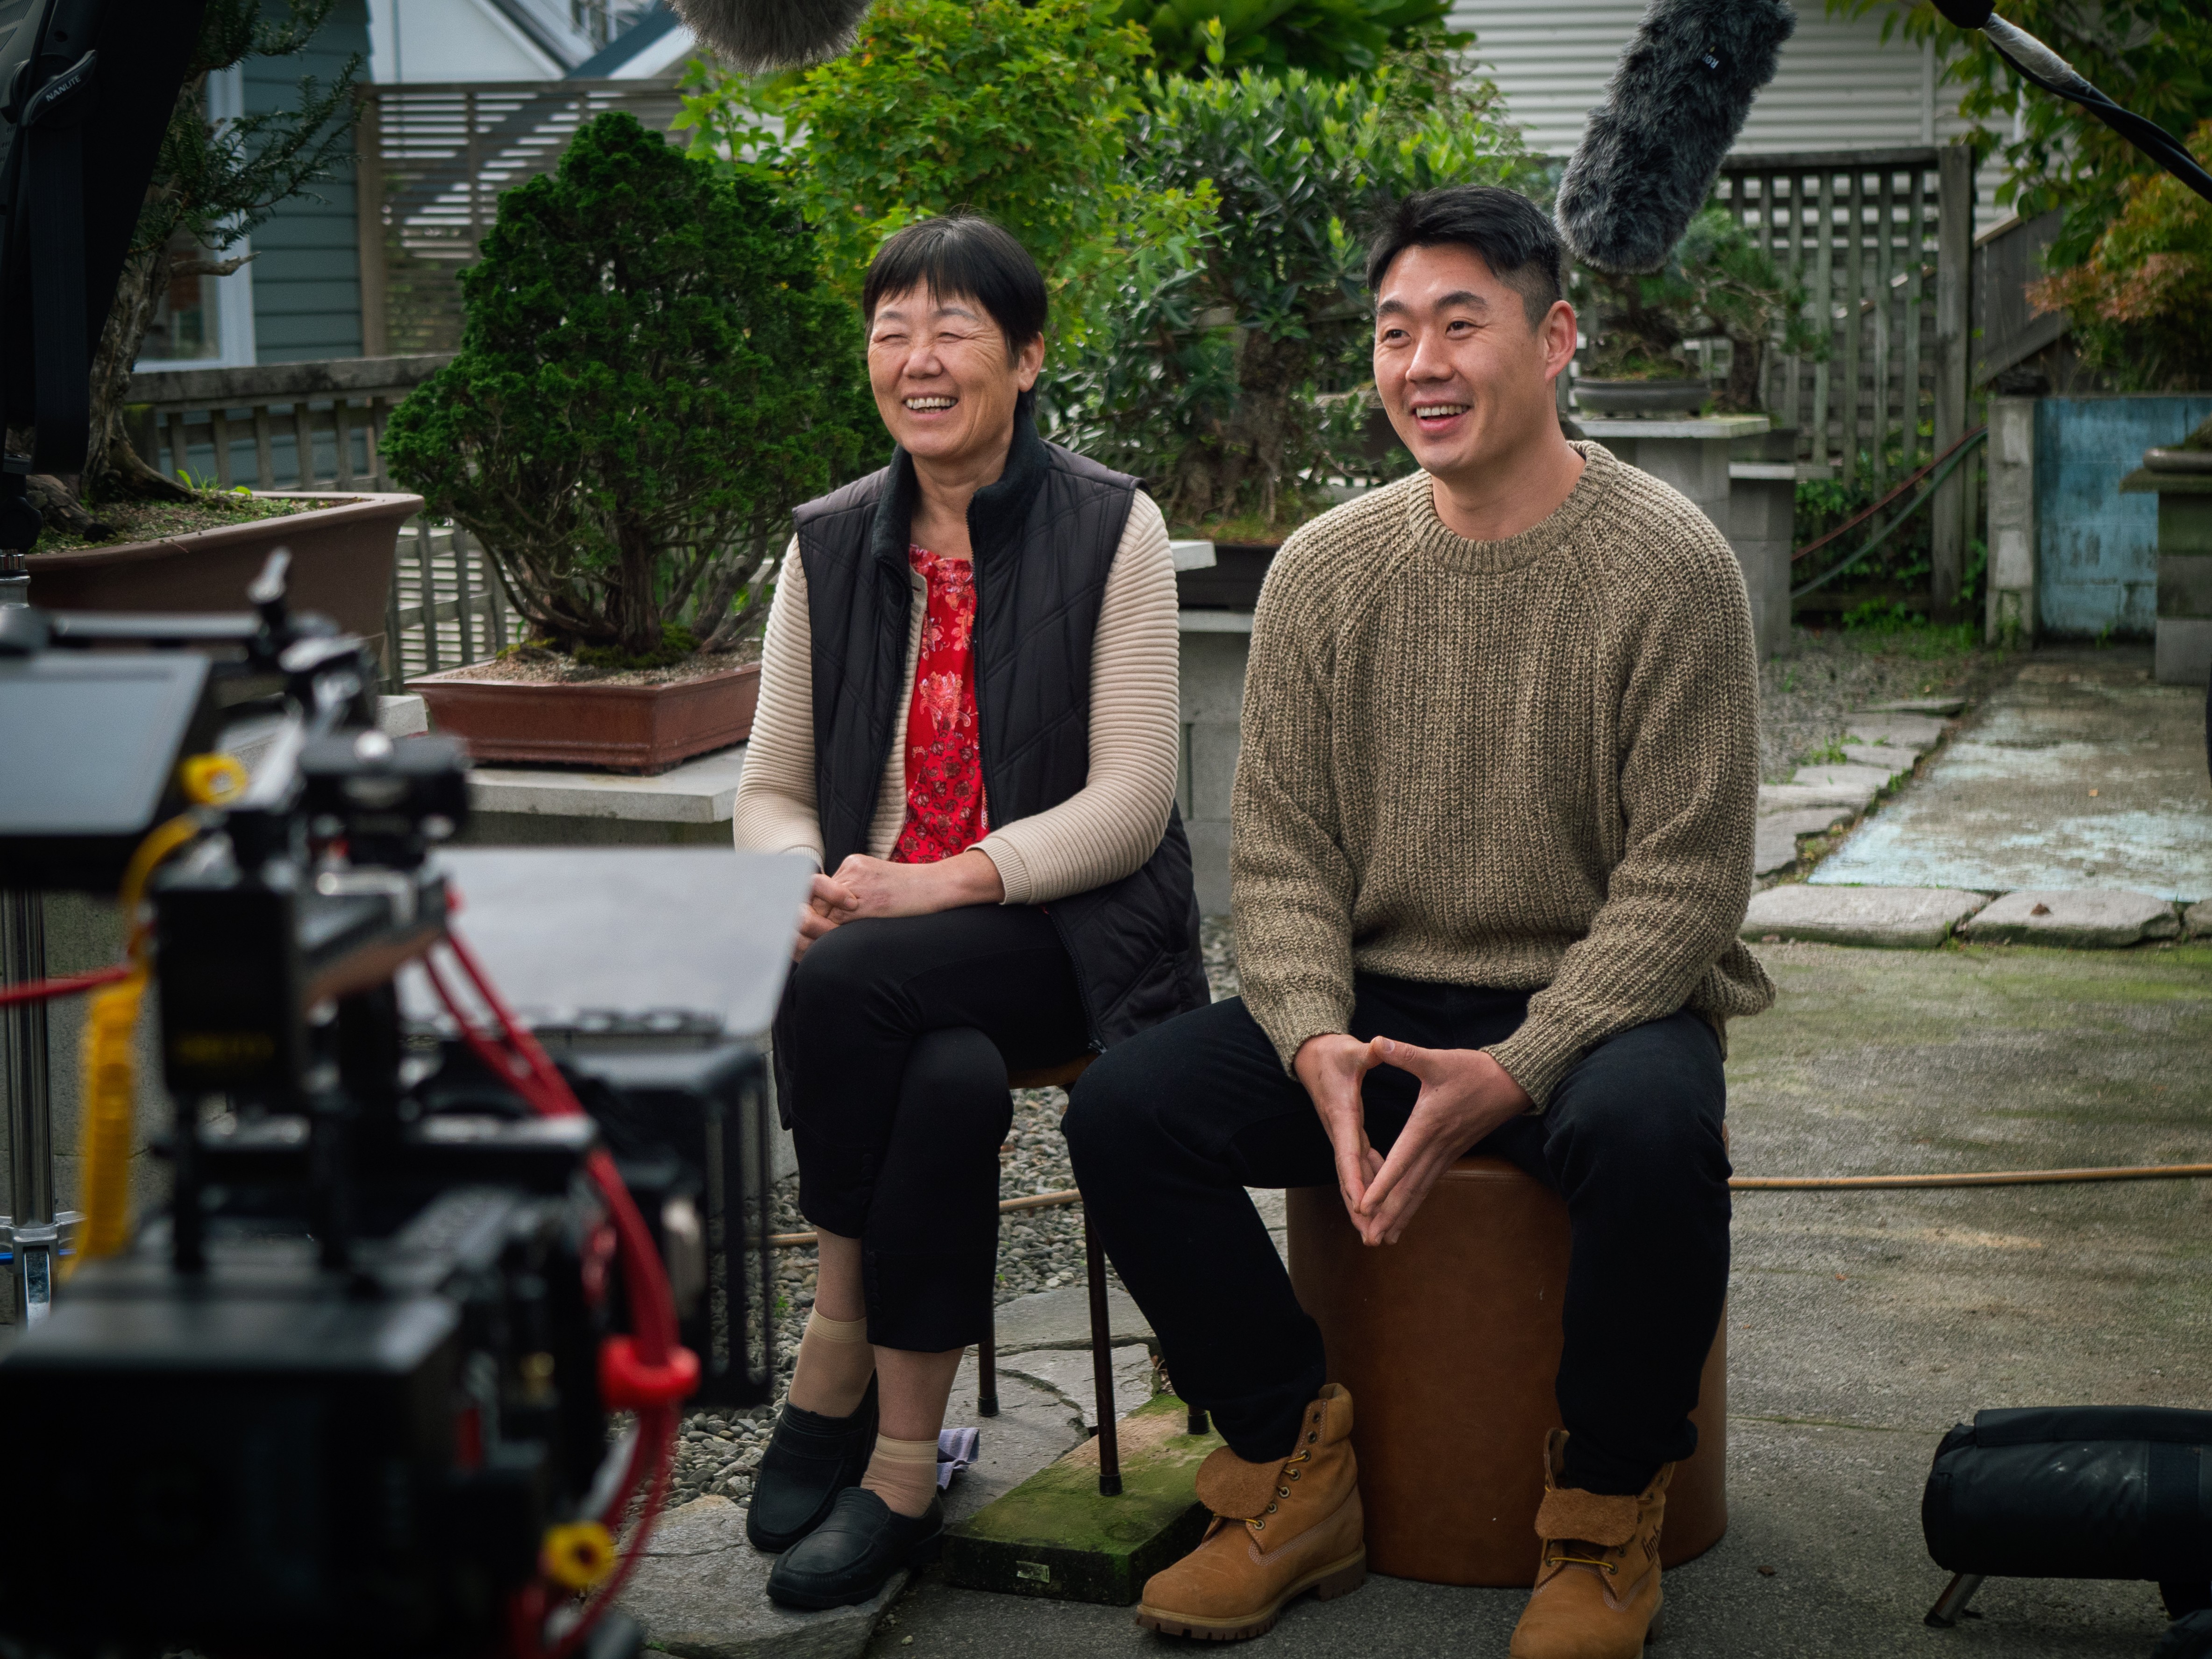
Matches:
[1065,976,1730,1495]
[779,904,1088,1353]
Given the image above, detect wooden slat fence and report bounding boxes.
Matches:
[358,78,688,356]
[125,354,516,690]
[1708,147,1971,487]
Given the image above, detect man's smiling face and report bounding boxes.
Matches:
[1371,242,1575,492]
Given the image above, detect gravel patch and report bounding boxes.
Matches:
[1757,625,1996,784]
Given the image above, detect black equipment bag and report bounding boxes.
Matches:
[1924,1407,2212,1582]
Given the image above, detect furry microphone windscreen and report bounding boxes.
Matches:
[668,0,874,69]
[1555,0,1799,274]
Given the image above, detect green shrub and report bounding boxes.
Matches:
[1109,0,1462,80]
[382,113,875,662]
[1060,41,1536,529]
[675,0,1215,349]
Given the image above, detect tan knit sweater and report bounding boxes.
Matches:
[732,490,1181,905]
[1231,444,1775,1107]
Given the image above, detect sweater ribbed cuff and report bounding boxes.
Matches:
[1482,1014,1591,1112]
[1251,991,1357,1076]
[974,835,1031,905]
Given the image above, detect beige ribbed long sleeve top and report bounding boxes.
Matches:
[1230,445,1775,1107]
[732,491,1181,906]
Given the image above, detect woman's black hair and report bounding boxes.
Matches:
[1365,185,1564,330]
[862,214,1049,362]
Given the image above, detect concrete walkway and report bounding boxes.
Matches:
[864,939,2212,1659]
[1808,646,2212,904]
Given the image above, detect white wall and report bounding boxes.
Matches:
[369,0,570,82]
[1452,0,2012,231]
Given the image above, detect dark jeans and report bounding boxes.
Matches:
[779,904,1088,1352]
[1065,975,1730,1495]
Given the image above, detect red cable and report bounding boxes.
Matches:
[423,922,694,1659]
[0,965,131,1008]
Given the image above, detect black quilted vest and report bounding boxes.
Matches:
[790,413,1208,1051]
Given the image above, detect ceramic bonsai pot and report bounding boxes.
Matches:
[22,491,419,662]
[1571,378,1712,416]
[409,662,761,773]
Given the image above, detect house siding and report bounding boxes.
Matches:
[244,0,370,362]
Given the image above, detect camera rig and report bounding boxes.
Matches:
[0,560,802,1659]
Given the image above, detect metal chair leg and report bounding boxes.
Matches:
[1187,1405,1209,1437]
[1925,1573,1984,1628]
[977,1317,999,1417]
[1084,1209,1121,1496]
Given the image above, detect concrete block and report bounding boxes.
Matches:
[1177,631,1249,725]
[465,746,747,826]
[1790,762,1903,796]
[1754,807,1856,876]
[2187,899,2212,937]
[1842,712,1946,748]
[1959,889,2183,947]
[1187,817,1230,919]
[1742,885,1989,948]
[1186,720,1240,822]
[2155,617,2212,687]
[615,1496,903,1659]
[945,1393,1221,1606]
[377,693,428,737]
[991,1286,1153,1356]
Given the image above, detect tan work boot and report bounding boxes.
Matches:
[1134,1383,1366,1640]
[1509,1431,1672,1659]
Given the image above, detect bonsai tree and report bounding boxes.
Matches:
[1578,206,1825,411]
[73,0,359,509]
[382,112,875,666]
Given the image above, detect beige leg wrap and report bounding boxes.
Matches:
[786,1310,873,1417]
[860,1433,940,1518]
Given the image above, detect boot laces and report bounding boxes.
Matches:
[1246,1447,1312,1533]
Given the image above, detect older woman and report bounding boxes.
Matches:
[733,214,1206,1606]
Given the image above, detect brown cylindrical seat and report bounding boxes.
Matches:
[1287,1157,1726,1587]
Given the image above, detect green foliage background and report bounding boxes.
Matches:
[382,113,877,661]
[1107,0,1462,79]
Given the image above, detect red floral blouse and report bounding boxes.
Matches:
[890,546,988,865]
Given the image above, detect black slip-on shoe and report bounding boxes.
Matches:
[766,1486,944,1610]
[744,1374,878,1554]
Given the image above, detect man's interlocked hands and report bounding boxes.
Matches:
[1293,1032,1535,1246]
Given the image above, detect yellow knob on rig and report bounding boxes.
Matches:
[541,1521,617,1590]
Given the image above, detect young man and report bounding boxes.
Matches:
[1065,185,1774,1658]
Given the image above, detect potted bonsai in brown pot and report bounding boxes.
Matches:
[381,112,873,773]
[1572,206,1824,418]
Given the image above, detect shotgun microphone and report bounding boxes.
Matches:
[667,0,874,69]
[1554,0,1798,274]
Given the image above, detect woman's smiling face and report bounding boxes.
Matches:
[866,284,1044,468]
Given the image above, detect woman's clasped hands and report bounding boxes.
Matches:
[791,849,1008,960]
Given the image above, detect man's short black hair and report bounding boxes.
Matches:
[863,214,1048,362]
[1366,185,1564,330]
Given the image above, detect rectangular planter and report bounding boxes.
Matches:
[22,491,419,662]
[409,662,760,774]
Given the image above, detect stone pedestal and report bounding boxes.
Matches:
[2119,464,2212,686]
[1579,414,1779,654]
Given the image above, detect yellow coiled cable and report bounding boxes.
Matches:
[67,753,247,1276]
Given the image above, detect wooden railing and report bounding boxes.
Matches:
[125,353,515,690]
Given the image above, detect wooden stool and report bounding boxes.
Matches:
[1287,1156,1726,1586]
[976,1055,1203,1498]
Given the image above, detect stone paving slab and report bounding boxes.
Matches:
[1862,696,1964,716]
[618,1496,907,1659]
[1811,648,2212,904]
[1843,712,1947,748]
[1789,762,1902,795]
[1758,780,1880,815]
[991,1287,1152,1356]
[1754,808,1856,876]
[1957,888,2183,947]
[1742,885,1989,948]
[999,1344,1159,1432]
[1838,744,1917,778]
[2191,899,2212,937]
